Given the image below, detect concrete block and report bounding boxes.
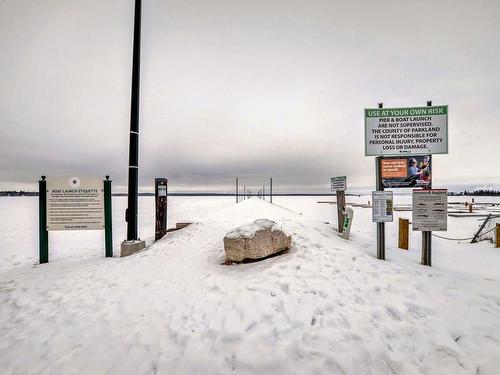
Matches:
[120,240,146,257]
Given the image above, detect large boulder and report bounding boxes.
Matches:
[224,219,291,262]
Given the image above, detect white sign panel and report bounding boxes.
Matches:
[47,176,104,231]
[365,105,448,156]
[372,191,393,222]
[331,176,347,192]
[158,185,167,197]
[412,189,448,231]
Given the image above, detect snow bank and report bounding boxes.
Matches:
[0,198,499,374]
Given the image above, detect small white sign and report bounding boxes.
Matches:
[158,185,167,197]
[412,189,448,231]
[47,176,104,231]
[331,176,347,192]
[372,191,393,222]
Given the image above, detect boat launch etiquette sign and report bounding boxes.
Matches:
[47,176,104,231]
[365,105,448,156]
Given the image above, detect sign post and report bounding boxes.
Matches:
[375,103,385,260]
[104,176,113,257]
[155,178,168,241]
[38,176,48,264]
[331,176,347,233]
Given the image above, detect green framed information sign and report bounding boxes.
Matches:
[365,105,448,156]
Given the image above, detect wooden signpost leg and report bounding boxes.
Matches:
[39,176,49,264]
[155,178,168,241]
[337,190,346,233]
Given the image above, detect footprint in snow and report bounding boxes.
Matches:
[385,306,403,321]
[279,281,290,294]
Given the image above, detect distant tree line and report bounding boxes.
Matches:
[0,191,38,197]
[449,190,500,196]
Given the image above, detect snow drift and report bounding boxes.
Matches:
[0,198,499,374]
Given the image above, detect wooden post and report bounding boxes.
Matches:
[336,190,346,233]
[104,176,113,257]
[155,178,168,241]
[38,176,49,264]
[496,224,500,248]
[469,203,473,213]
[398,218,409,250]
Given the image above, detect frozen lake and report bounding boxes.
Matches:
[0,194,499,275]
[0,196,233,272]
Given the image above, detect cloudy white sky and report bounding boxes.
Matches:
[1,0,499,193]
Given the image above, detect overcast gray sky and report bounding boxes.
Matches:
[1,0,499,192]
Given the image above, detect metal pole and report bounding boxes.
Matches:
[104,176,113,257]
[126,0,142,241]
[263,185,265,201]
[270,177,273,203]
[236,177,239,203]
[422,100,433,266]
[39,176,49,264]
[376,102,385,260]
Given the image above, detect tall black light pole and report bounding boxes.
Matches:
[126,0,142,241]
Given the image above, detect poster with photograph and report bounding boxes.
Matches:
[381,155,431,188]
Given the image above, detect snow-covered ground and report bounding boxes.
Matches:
[0,196,499,374]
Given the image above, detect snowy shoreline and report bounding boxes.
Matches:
[0,198,499,374]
